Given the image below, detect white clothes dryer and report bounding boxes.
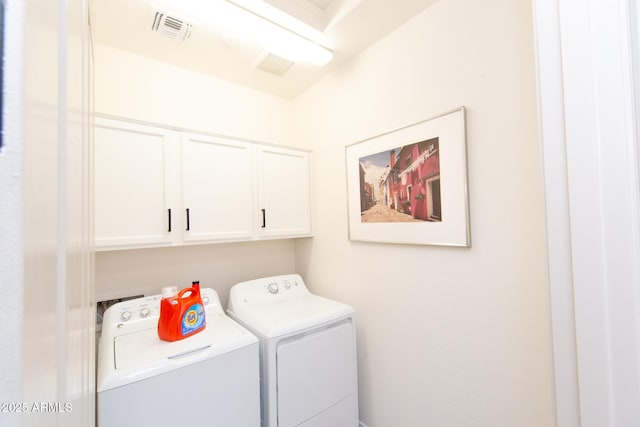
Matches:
[97,288,260,427]
[227,274,359,427]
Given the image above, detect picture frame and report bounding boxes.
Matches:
[345,107,470,247]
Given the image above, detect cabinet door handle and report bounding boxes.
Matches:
[168,209,172,232]
[261,209,266,228]
[186,208,190,231]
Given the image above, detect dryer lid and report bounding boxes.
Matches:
[227,274,355,338]
[229,294,354,338]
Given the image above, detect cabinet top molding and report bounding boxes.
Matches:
[95,114,312,154]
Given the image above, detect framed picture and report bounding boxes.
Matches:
[345,107,470,247]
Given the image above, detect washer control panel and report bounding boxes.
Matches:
[103,287,219,330]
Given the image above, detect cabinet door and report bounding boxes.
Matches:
[94,118,178,250]
[181,133,254,242]
[258,146,312,238]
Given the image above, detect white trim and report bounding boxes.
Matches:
[557,0,613,424]
[57,0,69,400]
[604,1,640,424]
[0,0,26,418]
[532,0,580,425]
[535,0,640,426]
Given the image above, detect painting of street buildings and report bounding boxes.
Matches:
[359,137,441,223]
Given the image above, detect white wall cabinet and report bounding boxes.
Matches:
[94,118,311,251]
[257,146,312,239]
[94,118,179,249]
[181,133,255,242]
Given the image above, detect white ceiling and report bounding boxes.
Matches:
[92,0,438,99]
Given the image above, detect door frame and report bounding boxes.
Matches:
[533,0,640,425]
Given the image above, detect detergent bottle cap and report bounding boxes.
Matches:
[162,286,178,299]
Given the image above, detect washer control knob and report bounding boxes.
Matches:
[267,283,279,294]
[284,280,291,290]
[202,296,210,305]
[121,311,132,322]
[139,307,150,318]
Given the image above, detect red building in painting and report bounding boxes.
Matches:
[381,137,441,221]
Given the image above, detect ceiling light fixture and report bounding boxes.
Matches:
[153,0,334,67]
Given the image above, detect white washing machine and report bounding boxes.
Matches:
[97,288,260,427]
[227,274,359,427]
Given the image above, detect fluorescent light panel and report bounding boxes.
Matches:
[153,0,334,66]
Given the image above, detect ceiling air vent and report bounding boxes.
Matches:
[150,11,193,42]
[254,52,295,76]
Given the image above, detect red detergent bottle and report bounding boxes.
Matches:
[158,281,206,342]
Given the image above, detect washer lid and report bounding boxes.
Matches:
[98,312,258,392]
[229,294,354,338]
[114,313,244,371]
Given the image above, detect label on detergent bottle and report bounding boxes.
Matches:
[181,303,205,336]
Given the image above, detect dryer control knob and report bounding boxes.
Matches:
[121,311,132,321]
[139,308,150,318]
[267,283,279,294]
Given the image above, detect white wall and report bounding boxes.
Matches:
[95,43,294,144]
[95,241,296,308]
[93,43,299,303]
[292,0,555,426]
